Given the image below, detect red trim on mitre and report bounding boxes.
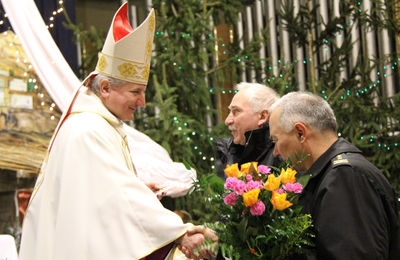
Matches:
[113,2,134,42]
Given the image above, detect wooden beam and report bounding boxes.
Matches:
[215,23,234,123]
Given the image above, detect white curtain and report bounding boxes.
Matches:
[2,0,196,197]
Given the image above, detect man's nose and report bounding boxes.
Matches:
[225,113,233,126]
[273,146,280,157]
[138,93,146,107]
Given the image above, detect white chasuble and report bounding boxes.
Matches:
[19,88,189,260]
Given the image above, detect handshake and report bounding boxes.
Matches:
[175,225,218,259]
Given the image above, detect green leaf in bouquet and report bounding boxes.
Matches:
[238,217,248,242]
[293,150,310,166]
[246,226,260,238]
[297,174,311,188]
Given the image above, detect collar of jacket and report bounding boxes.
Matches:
[307,138,361,179]
[229,123,273,151]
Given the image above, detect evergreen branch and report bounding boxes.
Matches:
[327,82,343,101]
[206,63,230,74]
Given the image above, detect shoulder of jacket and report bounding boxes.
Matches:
[331,153,352,168]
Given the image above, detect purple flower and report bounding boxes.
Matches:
[233,180,246,195]
[246,180,263,191]
[283,182,303,194]
[224,177,238,190]
[246,174,253,182]
[258,165,272,175]
[275,188,284,194]
[223,192,237,205]
[250,201,266,216]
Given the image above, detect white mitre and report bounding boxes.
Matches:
[95,2,155,85]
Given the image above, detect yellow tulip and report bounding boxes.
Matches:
[270,191,293,211]
[224,163,241,178]
[243,188,260,207]
[279,167,297,184]
[240,162,258,175]
[264,174,281,191]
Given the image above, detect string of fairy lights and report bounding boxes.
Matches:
[46,0,65,30]
[156,30,400,97]
[0,1,398,168]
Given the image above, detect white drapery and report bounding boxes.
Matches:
[2,0,196,197]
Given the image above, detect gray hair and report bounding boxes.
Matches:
[89,73,130,95]
[270,91,337,133]
[235,82,279,113]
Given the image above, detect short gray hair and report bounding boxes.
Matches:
[89,73,130,95]
[235,82,279,113]
[270,91,337,133]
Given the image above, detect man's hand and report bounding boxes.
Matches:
[144,182,166,199]
[177,225,218,259]
[176,232,205,259]
[186,226,218,243]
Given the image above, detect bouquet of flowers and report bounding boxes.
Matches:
[211,162,313,259]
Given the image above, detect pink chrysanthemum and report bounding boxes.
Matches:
[224,177,238,190]
[233,180,246,195]
[246,180,263,191]
[250,201,266,216]
[246,174,253,182]
[258,165,272,175]
[283,182,303,194]
[223,192,237,205]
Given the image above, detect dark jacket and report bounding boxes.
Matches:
[299,138,400,260]
[214,123,282,179]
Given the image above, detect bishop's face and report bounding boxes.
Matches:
[102,80,146,121]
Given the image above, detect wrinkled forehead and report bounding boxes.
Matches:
[229,91,250,110]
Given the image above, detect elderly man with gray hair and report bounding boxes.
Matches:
[269,91,400,259]
[215,82,282,178]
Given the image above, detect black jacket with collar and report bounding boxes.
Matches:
[214,123,282,179]
[299,138,400,260]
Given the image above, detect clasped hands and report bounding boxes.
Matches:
[176,225,218,259]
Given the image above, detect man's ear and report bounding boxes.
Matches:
[294,122,307,143]
[99,79,111,98]
[258,109,269,127]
